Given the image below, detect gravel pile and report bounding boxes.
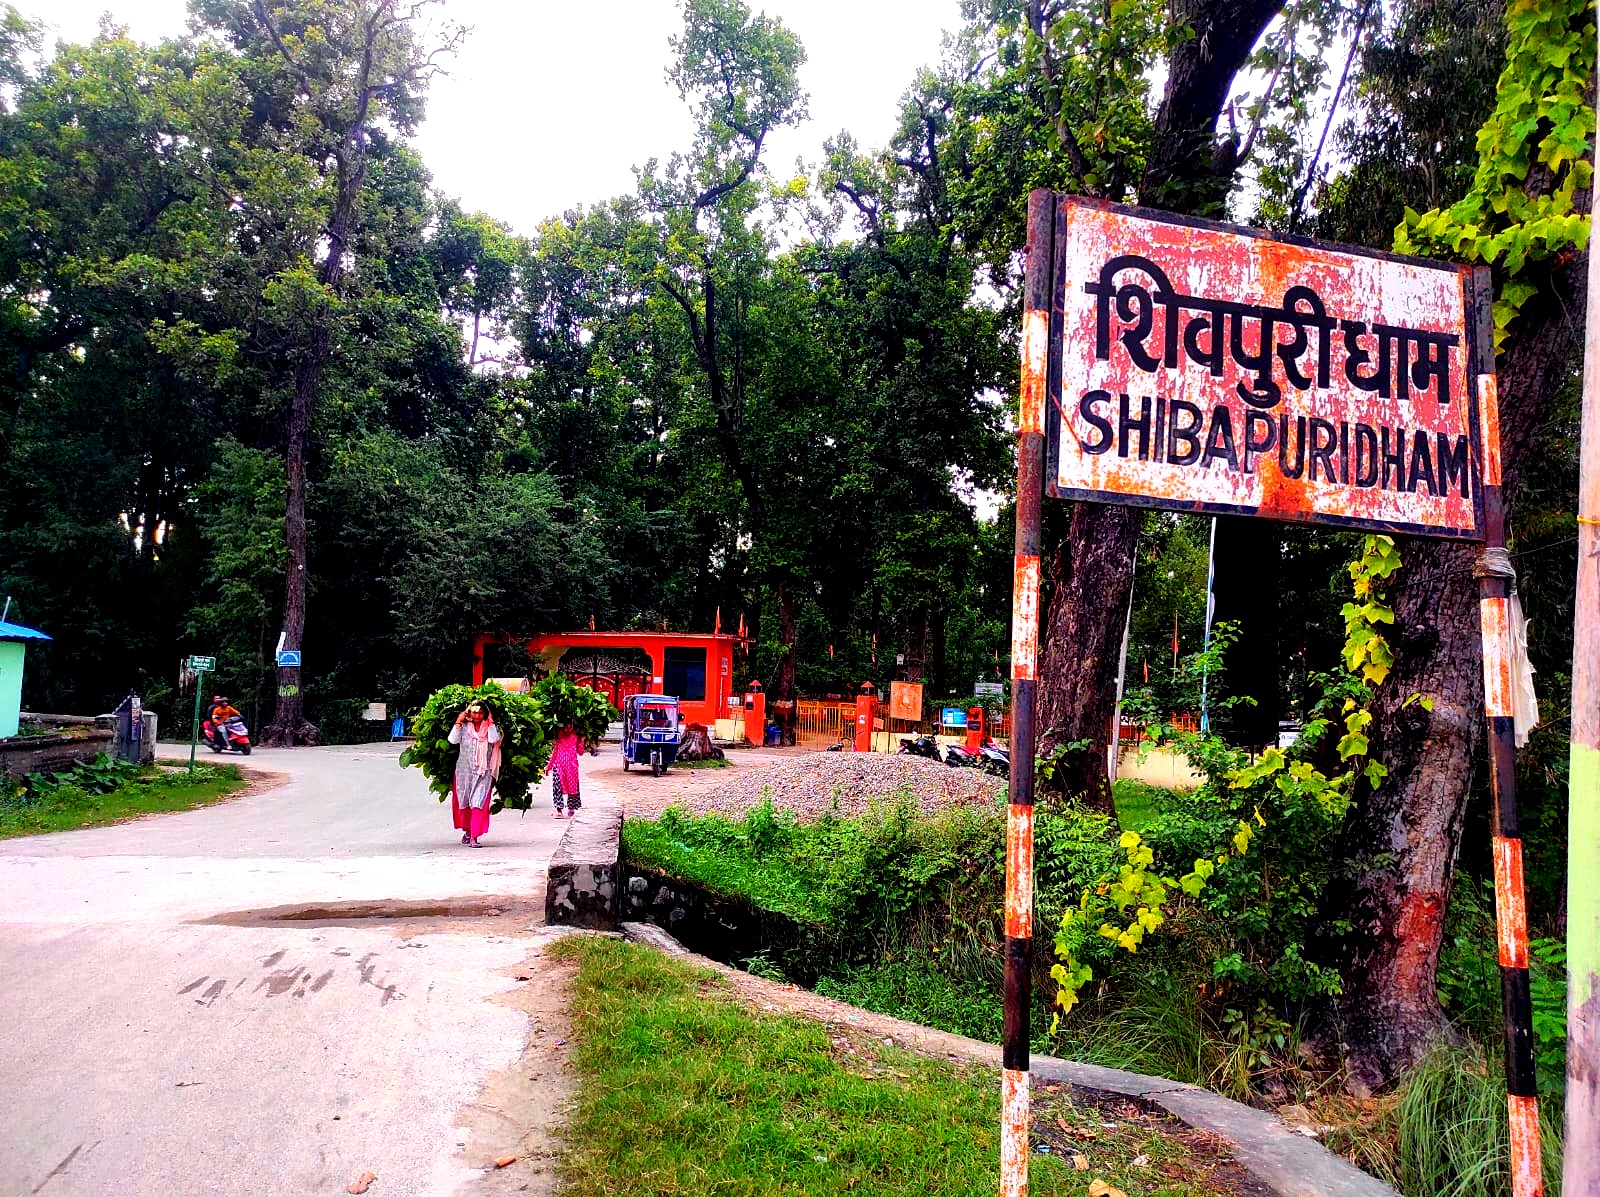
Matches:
[669,752,1004,821]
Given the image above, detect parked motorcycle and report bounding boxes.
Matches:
[943,743,980,769]
[204,716,252,755]
[978,741,1010,778]
[897,734,941,759]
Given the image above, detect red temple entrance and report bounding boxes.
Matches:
[473,630,739,730]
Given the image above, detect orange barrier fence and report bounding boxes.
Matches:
[795,700,855,746]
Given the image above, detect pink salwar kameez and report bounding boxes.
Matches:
[550,728,583,814]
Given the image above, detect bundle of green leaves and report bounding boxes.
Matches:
[532,674,616,746]
[400,683,553,813]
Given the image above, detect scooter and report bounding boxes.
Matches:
[204,717,252,755]
[897,734,941,759]
[978,741,1010,778]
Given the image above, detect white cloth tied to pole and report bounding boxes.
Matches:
[1508,589,1540,748]
[1476,545,1540,747]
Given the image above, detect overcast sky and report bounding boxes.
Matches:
[16,0,964,236]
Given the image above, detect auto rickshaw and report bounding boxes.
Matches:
[622,693,680,776]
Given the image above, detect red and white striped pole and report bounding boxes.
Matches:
[1002,190,1058,1197]
[1475,357,1543,1197]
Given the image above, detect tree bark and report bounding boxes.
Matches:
[1034,0,1285,806]
[1038,503,1144,809]
[1333,247,1589,1089]
[263,325,324,747]
[1142,0,1290,215]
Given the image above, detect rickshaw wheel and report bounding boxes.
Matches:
[623,759,630,771]
[652,759,662,777]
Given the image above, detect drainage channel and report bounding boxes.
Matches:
[197,894,544,927]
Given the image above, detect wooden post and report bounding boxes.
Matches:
[1564,188,1600,1193]
[1475,363,1542,1197]
[1002,190,1056,1197]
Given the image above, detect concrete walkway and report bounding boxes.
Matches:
[0,744,573,1197]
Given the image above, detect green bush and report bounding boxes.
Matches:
[13,753,143,803]
[400,682,553,812]
[1122,669,1366,1009]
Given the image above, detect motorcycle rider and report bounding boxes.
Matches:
[202,695,224,747]
[210,696,241,749]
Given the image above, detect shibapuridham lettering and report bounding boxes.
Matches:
[1076,390,1472,498]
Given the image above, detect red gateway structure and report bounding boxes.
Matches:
[472,630,738,730]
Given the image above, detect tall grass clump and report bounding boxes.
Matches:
[1397,1047,1563,1197]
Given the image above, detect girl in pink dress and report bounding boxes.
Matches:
[549,725,584,818]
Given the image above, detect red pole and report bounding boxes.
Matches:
[1001,189,1057,1197]
[1474,352,1542,1197]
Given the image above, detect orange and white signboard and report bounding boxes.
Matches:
[888,680,923,723]
[1047,199,1488,540]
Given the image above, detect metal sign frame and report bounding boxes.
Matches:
[1044,196,1489,541]
[1002,190,1541,1197]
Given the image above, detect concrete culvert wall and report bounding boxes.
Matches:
[621,865,847,985]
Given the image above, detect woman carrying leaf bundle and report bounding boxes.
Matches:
[448,701,501,846]
[549,724,585,819]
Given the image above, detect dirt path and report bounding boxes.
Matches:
[454,927,578,1197]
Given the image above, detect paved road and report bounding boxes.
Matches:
[0,744,581,1196]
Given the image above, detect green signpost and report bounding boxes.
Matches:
[187,655,216,774]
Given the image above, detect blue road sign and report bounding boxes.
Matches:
[276,649,302,667]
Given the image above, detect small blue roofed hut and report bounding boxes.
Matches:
[0,620,50,738]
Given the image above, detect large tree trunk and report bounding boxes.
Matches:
[1334,248,1589,1089]
[262,49,380,746]
[263,329,324,747]
[1035,0,1285,807]
[1038,504,1144,809]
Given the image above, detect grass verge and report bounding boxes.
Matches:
[1111,778,1179,833]
[552,934,1245,1196]
[0,762,247,838]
